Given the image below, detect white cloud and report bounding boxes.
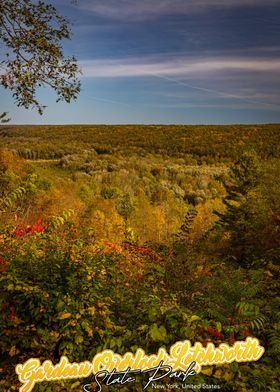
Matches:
[79,56,280,78]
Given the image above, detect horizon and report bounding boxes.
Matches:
[3,122,280,126]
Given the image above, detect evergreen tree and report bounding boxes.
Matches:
[216,151,262,264]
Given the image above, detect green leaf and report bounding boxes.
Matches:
[149,324,167,342]
[75,335,84,344]
[216,321,222,332]
[190,315,201,323]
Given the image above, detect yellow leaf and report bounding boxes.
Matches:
[190,315,201,322]
[88,306,96,316]
[71,381,81,389]
[201,367,213,376]
[49,331,59,338]
[214,369,223,378]
[224,371,234,381]
[59,312,71,320]
[9,346,17,357]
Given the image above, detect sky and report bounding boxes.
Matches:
[1,0,280,124]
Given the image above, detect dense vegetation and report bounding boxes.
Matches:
[0,124,279,391]
[1,124,279,162]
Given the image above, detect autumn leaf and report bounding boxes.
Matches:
[58,312,72,320]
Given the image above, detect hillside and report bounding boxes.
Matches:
[0,124,279,391]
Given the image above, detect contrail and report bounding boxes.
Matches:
[150,72,280,109]
[81,92,133,107]
[82,73,280,111]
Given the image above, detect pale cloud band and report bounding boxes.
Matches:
[80,57,280,78]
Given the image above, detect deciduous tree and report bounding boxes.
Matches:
[0,0,80,114]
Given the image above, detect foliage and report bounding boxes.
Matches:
[0,0,80,114]
[0,111,10,123]
[1,124,279,162]
[215,151,280,265]
[0,126,279,391]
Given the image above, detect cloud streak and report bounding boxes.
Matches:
[79,55,280,109]
[151,74,280,109]
[75,0,280,20]
[80,56,280,78]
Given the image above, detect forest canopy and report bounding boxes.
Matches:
[0,124,279,391]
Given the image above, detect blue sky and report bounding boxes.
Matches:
[1,0,280,124]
